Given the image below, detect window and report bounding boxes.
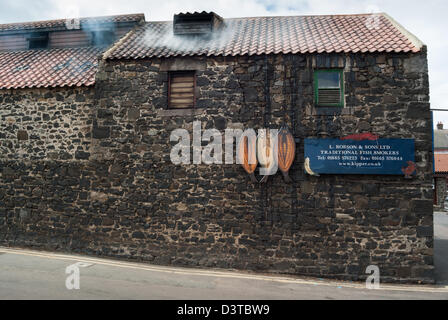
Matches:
[314,69,344,107]
[168,71,196,109]
[28,32,49,49]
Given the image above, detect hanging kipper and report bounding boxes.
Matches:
[237,135,258,183]
[275,56,296,183]
[257,129,276,184]
[277,125,296,182]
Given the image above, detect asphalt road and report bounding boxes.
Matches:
[0,212,446,300]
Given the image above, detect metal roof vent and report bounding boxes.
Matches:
[173,11,224,36]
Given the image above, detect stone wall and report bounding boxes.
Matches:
[435,177,446,209]
[0,51,434,283]
[0,87,93,160]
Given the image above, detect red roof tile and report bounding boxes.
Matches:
[0,13,145,33]
[435,154,448,173]
[0,47,102,89]
[0,13,145,89]
[105,13,423,60]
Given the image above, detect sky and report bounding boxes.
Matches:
[0,0,446,127]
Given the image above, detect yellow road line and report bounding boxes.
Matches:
[1,246,447,293]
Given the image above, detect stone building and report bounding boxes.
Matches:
[434,122,448,208]
[0,12,434,283]
[434,154,448,208]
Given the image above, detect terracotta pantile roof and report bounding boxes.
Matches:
[0,13,145,33]
[104,13,424,60]
[0,47,102,89]
[435,154,448,173]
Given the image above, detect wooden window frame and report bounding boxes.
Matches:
[168,71,196,109]
[314,69,344,107]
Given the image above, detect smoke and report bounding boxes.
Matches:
[141,13,388,56]
[59,2,118,47]
[82,19,117,47]
[142,21,237,54]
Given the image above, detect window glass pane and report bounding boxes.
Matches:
[318,72,340,89]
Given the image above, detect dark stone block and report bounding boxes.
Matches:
[97,109,113,119]
[214,117,226,130]
[406,103,431,119]
[243,87,259,102]
[75,151,90,160]
[411,200,433,215]
[196,77,210,86]
[75,94,86,102]
[17,130,28,141]
[132,231,145,239]
[128,108,140,121]
[416,226,433,237]
[92,126,110,139]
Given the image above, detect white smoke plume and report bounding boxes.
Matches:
[142,21,238,54]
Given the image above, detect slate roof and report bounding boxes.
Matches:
[104,13,424,60]
[0,47,102,89]
[434,130,448,149]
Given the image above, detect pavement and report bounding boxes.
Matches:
[0,212,446,300]
[435,211,448,284]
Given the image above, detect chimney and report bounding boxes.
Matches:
[173,11,224,36]
[437,122,444,130]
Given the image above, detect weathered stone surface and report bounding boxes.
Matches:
[0,87,92,160]
[0,51,434,284]
[435,177,446,209]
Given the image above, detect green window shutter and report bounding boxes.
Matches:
[314,69,344,107]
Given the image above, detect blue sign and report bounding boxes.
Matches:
[304,138,415,175]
